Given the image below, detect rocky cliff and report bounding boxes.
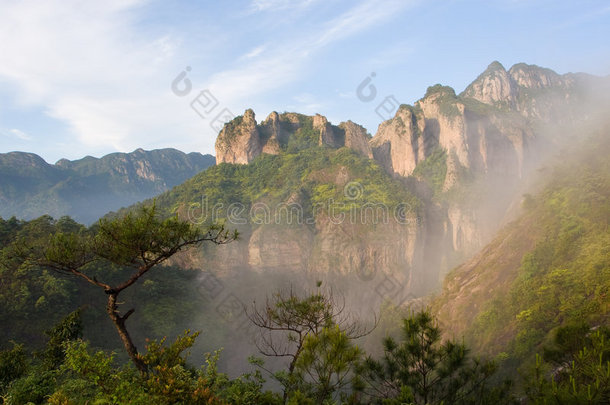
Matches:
[365,62,602,267]
[215,110,372,164]
[178,61,606,299]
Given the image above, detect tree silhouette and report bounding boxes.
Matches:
[17,205,236,372]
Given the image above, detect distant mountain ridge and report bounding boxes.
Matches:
[0,148,215,223]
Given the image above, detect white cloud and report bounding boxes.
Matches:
[0,128,32,141]
[206,0,418,108]
[0,0,418,159]
[250,0,320,12]
[0,0,215,155]
[9,129,32,141]
[241,45,267,60]
[312,0,411,48]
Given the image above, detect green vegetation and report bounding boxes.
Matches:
[361,311,514,404]
[526,324,610,404]
[0,213,230,361]
[14,205,236,372]
[411,147,447,195]
[248,286,370,403]
[2,213,607,404]
[152,145,419,223]
[285,119,319,153]
[1,304,514,404]
[424,84,461,119]
[434,131,610,385]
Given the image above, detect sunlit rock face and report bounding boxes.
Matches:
[215,111,373,164]
[205,61,606,298]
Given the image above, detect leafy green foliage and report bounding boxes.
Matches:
[41,309,84,371]
[154,146,419,225]
[526,325,610,404]
[4,204,236,372]
[295,325,362,403]
[0,343,28,394]
[249,285,370,403]
[361,310,513,405]
[48,331,279,405]
[466,137,610,365]
[412,147,447,195]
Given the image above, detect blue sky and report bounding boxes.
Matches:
[0,0,609,163]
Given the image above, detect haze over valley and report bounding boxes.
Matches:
[1,1,609,404]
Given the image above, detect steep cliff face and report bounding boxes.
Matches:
[340,121,373,159]
[431,131,610,361]
[462,61,581,122]
[215,110,373,163]
[371,82,531,191]
[199,211,423,288]
[214,109,262,164]
[371,105,426,177]
[365,61,596,273]
[189,61,605,299]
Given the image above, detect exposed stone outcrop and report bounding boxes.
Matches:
[460,61,583,122]
[339,120,373,159]
[313,114,338,148]
[215,110,375,163]
[188,170,427,294]
[462,61,517,109]
[370,83,531,191]
[371,105,426,176]
[206,61,601,294]
[215,109,261,164]
[259,111,282,155]
[508,63,566,89]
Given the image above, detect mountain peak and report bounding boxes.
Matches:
[486,60,506,72]
[461,60,516,108]
[508,62,565,89]
[424,84,457,100]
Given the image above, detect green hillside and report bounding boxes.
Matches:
[433,128,610,373]
[143,145,419,227]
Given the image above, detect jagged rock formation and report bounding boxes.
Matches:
[371,105,426,177]
[369,62,596,185]
[462,61,518,109]
[340,120,373,158]
[214,109,262,164]
[365,62,601,267]
[463,61,581,121]
[191,61,608,296]
[215,63,585,194]
[215,110,373,164]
